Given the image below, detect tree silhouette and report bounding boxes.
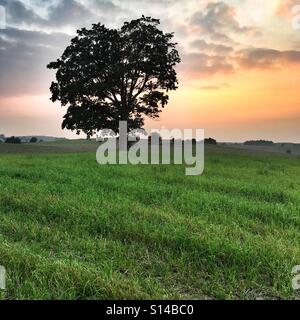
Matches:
[5,136,21,144]
[47,16,180,136]
[204,138,217,145]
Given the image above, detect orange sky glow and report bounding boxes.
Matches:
[0,0,300,142]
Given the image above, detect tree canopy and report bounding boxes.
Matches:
[5,136,21,144]
[47,16,181,136]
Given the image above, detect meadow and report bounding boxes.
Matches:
[0,141,299,299]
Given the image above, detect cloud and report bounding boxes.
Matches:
[190,1,255,40]
[1,0,300,97]
[183,1,300,78]
[180,52,234,78]
[91,0,121,12]
[0,28,70,97]
[1,27,71,48]
[0,0,47,27]
[235,48,300,69]
[190,39,233,55]
[184,43,300,77]
[0,0,124,30]
[183,1,264,79]
[46,0,96,27]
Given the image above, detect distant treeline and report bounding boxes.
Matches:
[5,136,21,144]
[4,136,39,144]
[244,140,274,146]
[204,138,217,145]
[147,136,217,145]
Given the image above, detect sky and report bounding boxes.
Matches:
[0,0,300,142]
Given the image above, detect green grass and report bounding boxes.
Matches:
[0,146,300,299]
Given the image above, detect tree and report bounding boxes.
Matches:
[47,16,181,136]
[30,137,38,143]
[204,138,217,145]
[5,136,21,144]
[244,140,274,146]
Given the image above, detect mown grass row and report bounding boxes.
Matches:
[0,149,299,299]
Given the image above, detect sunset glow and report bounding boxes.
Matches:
[0,0,300,141]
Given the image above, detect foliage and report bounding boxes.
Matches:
[244,140,274,146]
[47,16,181,136]
[5,136,21,144]
[204,138,217,145]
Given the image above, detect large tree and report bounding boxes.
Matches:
[47,16,181,136]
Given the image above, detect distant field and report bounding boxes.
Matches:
[0,139,99,154]
[223,143,300,157]
[1,139,299,157]
[0,141,300,299]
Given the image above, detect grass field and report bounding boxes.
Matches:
[0,141,300,299]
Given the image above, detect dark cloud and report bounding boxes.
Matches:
[235,48,300,69]
[44,0,131,29]
[46,0,96,27]
[190,1,255,43]
[1,27,71,48]
[209,31,237,45]
[180,52,234,78]
[0,28,70,96]
[183,45,300,77]
[87,0,132,25]
[0,0,134,98]
[190,39,233,55]
[92,0,120,12]
[0,0,122,30]
[0,0,46,27]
